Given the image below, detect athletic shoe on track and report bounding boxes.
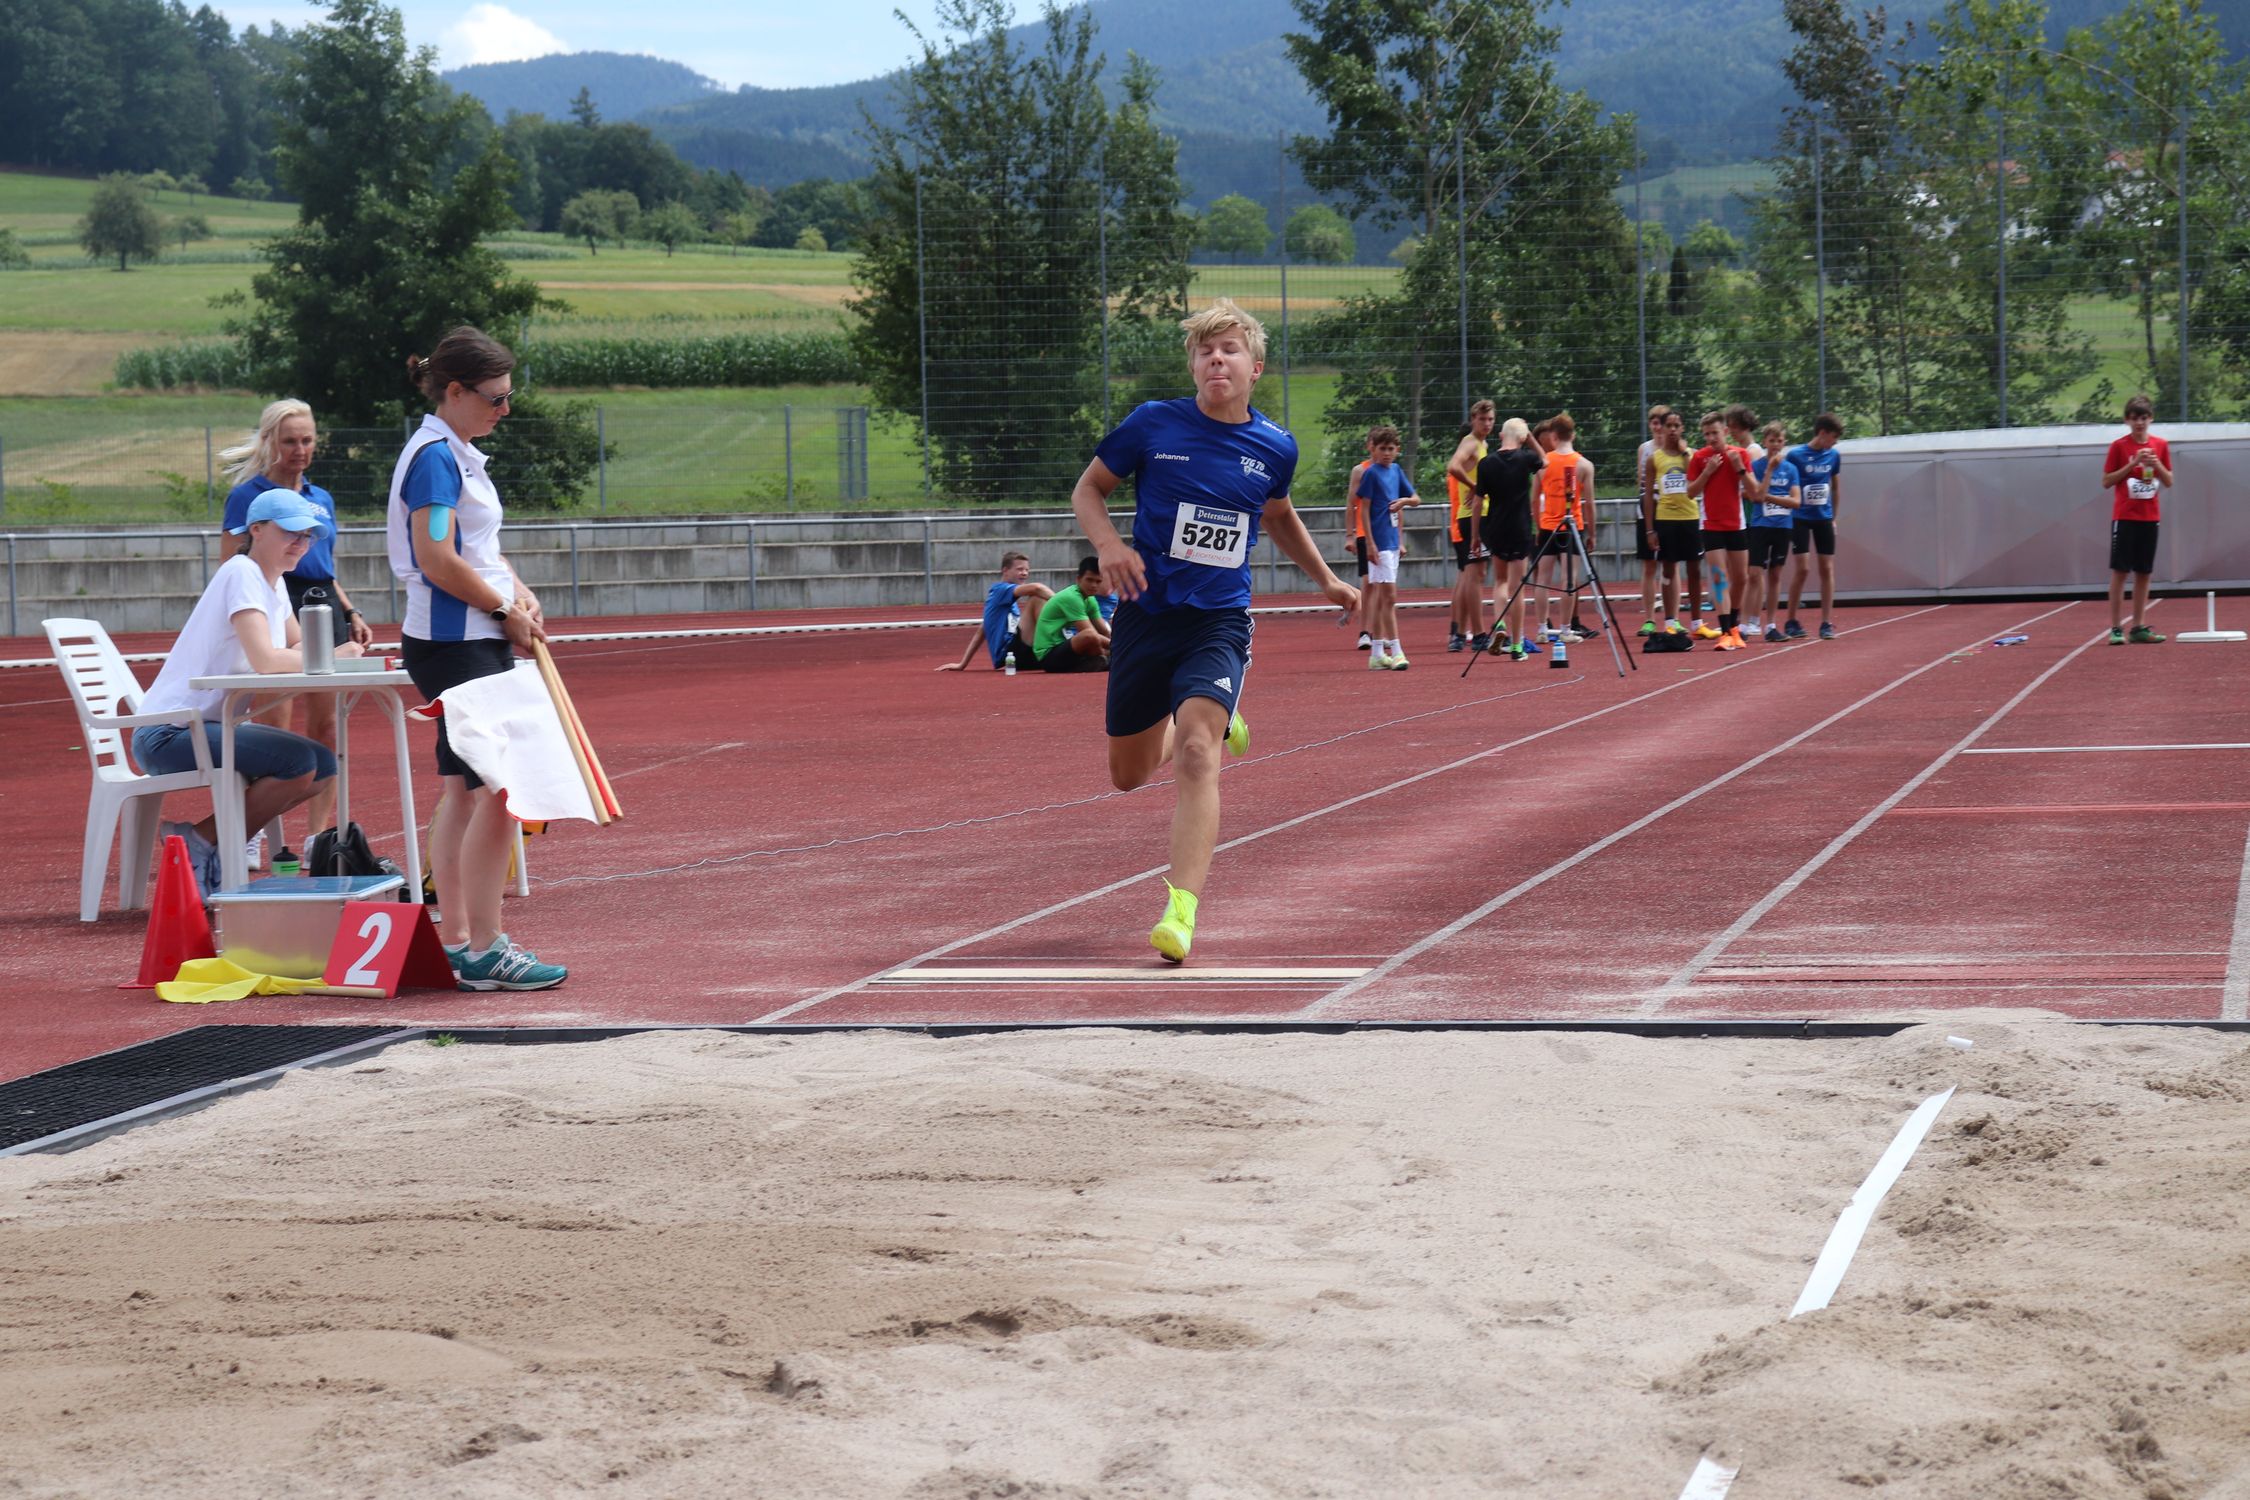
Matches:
[442,933,505,974]
[1448,633,1465,653]
[1368,652,1393,671]
[1569,622,1599,641]
[1507,643,1527,661]
[1818,622,1836,641]
[454,938,568,992]
[1637,620,1658,637]
[1783,618,1808,639]
[1356,632,1373,651]
[1467,633,1490,652]
[1715,630,1744,651]
[2130,626,2166,644]
[1150,881,1198,964]
[1226,711,1249,757]
[1692,623,1722,640]
[1741,621,1763,638]
[2108,627,2128,646]
[1388,654,1411,670]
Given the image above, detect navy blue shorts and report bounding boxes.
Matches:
[1105,602,1251,738]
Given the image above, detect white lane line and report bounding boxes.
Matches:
[874,966,1368,982]
[749,605,1949,1023]
[1297,603,2071,1021]
[1963,742,2250,754]
[2223,823,2250,1023]
[1638,612,2117,1014]
[1677,1454,1741,1500]
[1790,1087,1957,1318]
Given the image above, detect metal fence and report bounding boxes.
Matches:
[9,85,2250,521]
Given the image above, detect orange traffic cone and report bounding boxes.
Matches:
[122,834,217,990]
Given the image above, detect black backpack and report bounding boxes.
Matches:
[1642,631,1694,655]
[305,822,412,898]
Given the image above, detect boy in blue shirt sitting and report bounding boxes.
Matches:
[939,549,1052,672]
[1355,425,1420,670]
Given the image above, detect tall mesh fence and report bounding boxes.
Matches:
[8,104,2250,524]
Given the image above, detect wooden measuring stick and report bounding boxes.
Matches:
[530,640,613,825]
[536,639,621,819]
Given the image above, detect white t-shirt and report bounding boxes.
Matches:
[386,413,511,643]
[141,553,290,721]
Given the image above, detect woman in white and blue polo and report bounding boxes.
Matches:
[386,325,566,993]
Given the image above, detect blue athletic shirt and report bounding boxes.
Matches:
[1749,456,1801,528]
[1355,463,1415,552]
[1786,444,1840,521]
[981,579,1024,667]
[223,475,341,580]
[1093,397,1298,614]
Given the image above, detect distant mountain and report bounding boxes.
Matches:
[442,51,723,123]
[450,0,2250,201]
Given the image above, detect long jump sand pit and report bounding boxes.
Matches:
[3,1022,2246,1498]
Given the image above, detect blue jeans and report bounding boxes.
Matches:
[131,720,337,783]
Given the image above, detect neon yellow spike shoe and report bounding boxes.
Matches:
[1149,881,1198,964]
[1226,710,1249,757]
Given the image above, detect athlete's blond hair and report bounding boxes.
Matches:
[1180,298,1267,366]
[1499,417,1531,444]
[218,398,314,486]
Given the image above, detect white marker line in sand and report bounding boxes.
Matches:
[1299,603,2073,1021]
[2222,823,2250,1023]
[1963,742,2250,754]
[1790,1086,1957,1318]
[874,966,1368,983]
[1638,610,2115,1015]
[749,605,1948,1023]
[1677,1454,1741,1500]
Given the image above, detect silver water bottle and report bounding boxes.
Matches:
[300,585,335,674]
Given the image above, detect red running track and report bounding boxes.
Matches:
[4,592,2246,1081]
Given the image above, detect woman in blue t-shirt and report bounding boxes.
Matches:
[215,399,373,849]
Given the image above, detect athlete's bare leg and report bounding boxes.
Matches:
[1165,696,1229,895]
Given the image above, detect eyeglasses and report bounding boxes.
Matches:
[473,385,514,410]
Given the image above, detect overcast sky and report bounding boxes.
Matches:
[211,2,953,89]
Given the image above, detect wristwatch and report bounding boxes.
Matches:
[488,600,512,624]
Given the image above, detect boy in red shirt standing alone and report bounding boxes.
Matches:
[2103,393,2171,645]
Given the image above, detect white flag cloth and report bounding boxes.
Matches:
[425,660,601,823]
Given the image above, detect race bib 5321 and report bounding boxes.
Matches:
[1169,504,1249,568]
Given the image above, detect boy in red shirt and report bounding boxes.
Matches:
[2102,393,2171,645]
[1686,407,1765,649]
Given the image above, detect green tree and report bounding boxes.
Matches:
[139,169,179,199]
[1287,0,1652,477]
[849,0,1190,502]
[1894,0,2100,427]
[171,211,212,250]
[80,173,163,270]
[1199,193,1270,261]
[2053,0,2239,413]
[228,0,599,509]
[559,187,636,254]
[643,199,700,256]
[0,228,30,269]
[179,173,209,203]
[1682,220,1742,270]
[794,223,828,253]
[230,174,272,201]
[1284,203,1355,263]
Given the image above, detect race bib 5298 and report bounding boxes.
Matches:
[1802,482,1829,508]
[1169,504,1249,568]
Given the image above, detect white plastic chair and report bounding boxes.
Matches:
[44,618,275,922]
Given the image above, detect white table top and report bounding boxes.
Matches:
[189,669,415,691]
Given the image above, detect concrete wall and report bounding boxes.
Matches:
[10,505,1637,637]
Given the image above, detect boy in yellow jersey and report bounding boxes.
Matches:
[1445,400,1497,652]
[1644,411,1702,633]
[1632,404,1670,636]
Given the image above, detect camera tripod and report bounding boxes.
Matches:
[1462,512,1637,680]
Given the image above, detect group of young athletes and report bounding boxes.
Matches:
[1050,297,2179,968]
[1344,400,1851,663]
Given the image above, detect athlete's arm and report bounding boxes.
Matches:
[1685,454,1712,498]
[1446,437,1480,489]
[408,502,541,649]
[1639,457,1657,535]
[1263,495,1359,612]
[1829,470,1842,523]
[1070,457,1145,602]
[938,626,984,671]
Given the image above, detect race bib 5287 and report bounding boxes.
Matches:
[1169,504,1250,568]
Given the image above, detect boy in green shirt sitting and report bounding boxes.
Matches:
[1033,555,1113,672]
